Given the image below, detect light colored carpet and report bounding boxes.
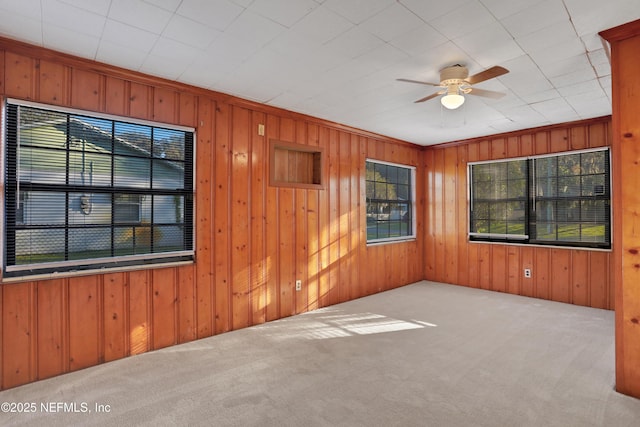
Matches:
[1,281,639,426]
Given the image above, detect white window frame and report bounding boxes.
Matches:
[365,159,416,245]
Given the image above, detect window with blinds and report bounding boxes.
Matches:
[366,159,415,243]
[3,101,195,278]
[469,147,610,249]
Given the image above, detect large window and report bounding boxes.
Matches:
[366,160,415,243]
[469,148,610,249]
[3,100,194,278]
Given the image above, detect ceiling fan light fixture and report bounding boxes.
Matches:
[441,93,465,109]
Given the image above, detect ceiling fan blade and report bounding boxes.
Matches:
[465,66,509,85]
[415,91,445,103]
[397,78,441,87]
[467,87,506,99]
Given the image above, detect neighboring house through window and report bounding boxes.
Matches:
[114,194,142,223]
[366,159,416,243]
[3,100,195,278]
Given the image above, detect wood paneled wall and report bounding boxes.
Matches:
[423,118,614,309]
[601,18,640,399]
[0,39,423,390]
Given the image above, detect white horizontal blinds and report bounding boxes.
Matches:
[469,148,611,249]
[531,150,610,245]
[13,107,70,265]
[470,159,527,238]
[5,102,194,276]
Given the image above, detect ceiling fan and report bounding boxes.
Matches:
[397,64,509,109]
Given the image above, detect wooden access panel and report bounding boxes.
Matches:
[269,139,325,189]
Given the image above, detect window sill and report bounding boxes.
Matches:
[367,237,417,247]
[1,258,194,284]
[467,239,612,252]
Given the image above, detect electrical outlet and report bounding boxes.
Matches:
[295,280,302,291]
[524,268,532,278]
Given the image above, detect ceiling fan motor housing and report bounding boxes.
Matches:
[440,65,469,86]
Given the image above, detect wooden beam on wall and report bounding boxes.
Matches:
[600,18,640,399]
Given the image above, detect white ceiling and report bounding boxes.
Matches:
[0,0,638,146]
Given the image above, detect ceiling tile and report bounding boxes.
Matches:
[593,62,610,79]
[95,40,148,70]
[224,9,286,47]
[279,43,349,75]
[388,24,447,57]
[109,0,173,34]
[322,26,385,59]
[530,97,576,120]
[205,32,262,63]
[149,37,201,69]
[233,48,312,91]
[528,38,586,67]
[267,29,322,59]
[353,43,409,74]
[162,15,221,49]
[515,20,577,54]
[564,0,640,36]
[454,22,512,54]
[42,24,100,58]
[0,12,42,45]
[428,1,496,40]
[266,91,309,110]
[454,22,524,67]
[101,20,159,53]
[469,43,525,69]
[572,96,611,119]
[0,0,41,19]
[230,0,254,7]
[581,33,605,52]
[176,0,244,31]
[501,104,547,126]
[501,0,569,38]
[180,55,237,89]
[520,88,561,104]
[536,54,591,79]
[43,0,106,38]
[564,89,607,108]
[399,0,474,21]
[289,6,353,45]
[549,69,597,89]
[324,0,395,24]
[140,51,193,80]
[599,75,612,100]
[479,0,542,20]
[249,0,318,28]
[59,0,111,15]
[359,3,425,42]
[587,48,609,67]
[143,0,182,12]
[557,79,603,97]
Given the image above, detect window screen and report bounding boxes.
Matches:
[366,160,415,243]
[4,101,194,277]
